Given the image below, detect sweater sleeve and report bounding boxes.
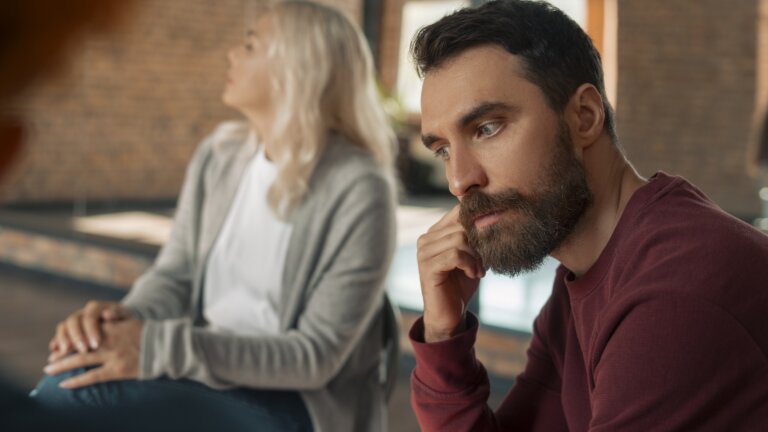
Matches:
[588,294,768,431]
[136,172,396,390]
[410,310,569,432]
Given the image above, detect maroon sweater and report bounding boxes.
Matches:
[410,173,768,431]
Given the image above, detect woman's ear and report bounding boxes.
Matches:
[564,83,605,153]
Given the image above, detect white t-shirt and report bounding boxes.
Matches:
[203,133,292,336]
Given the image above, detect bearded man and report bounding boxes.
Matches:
[410,1,768,431]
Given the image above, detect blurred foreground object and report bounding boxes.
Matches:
[0,0,136,182]
[0,0,135,102]
[0,0,135,425]
[0,117,22,182]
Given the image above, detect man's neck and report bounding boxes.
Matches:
[551,138,646,278]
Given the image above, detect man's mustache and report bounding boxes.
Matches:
[458,188,531,229]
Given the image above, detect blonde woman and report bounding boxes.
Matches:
[32,2,398,431]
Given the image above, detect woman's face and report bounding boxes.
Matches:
[222,14,275,115]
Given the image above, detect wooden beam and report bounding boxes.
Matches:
[586,0,605,55]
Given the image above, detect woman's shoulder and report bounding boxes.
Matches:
[306,132,394,202]
[187,120,250,167]
[207,120,250,152]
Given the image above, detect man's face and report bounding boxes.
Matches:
[420,45,593,275]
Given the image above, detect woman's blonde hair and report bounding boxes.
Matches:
[261,0,396,218]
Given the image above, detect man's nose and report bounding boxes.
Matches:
[447,145,488,197]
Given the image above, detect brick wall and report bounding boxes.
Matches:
[6,0,762,217]
[616,0,761,217]
[1,0,361,204]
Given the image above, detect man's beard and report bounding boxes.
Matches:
[458,121,593,276]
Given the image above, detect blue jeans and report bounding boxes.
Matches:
[30,368,313,432]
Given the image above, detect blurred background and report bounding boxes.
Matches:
[2,0,768,430]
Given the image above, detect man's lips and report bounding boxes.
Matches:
[473,210,505,229]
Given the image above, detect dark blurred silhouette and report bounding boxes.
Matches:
[0,0,133,102]
[0,0,136,182]
[0,0,132,428]
[0,1,256,429]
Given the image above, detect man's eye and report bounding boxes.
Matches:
[433,146,450,161]
[244,42,254,51]
[477,122,501,138]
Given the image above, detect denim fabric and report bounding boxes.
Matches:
[31,368,313,432]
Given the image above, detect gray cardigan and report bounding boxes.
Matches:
[122,122,397,432]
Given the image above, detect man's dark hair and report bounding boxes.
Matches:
[411,0,616,141]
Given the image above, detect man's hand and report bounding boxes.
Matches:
[48,301,131,362]
[417,205,484,343]
[44,319,143,389]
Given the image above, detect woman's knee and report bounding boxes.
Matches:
[29,368,98,409]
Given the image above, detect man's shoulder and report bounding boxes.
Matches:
[617,174,768,277]
[604,175,768,338]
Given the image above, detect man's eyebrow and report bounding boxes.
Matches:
[459,101,517,129]
[421,134,441,149]
[421,101,517,150]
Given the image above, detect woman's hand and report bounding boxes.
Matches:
[48,301,131,362]
[417,205,484,343]
[44,318,143,389]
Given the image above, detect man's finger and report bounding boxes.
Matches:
[44,351,104,376]
[59,367,109,389]
[428,248,483,280]
[427,205,461,233]
[418,229,479,263]
[417,223,468,255]
[419,222,465,244]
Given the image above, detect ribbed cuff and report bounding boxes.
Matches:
[410,313,484,393]
[138,319,164,380]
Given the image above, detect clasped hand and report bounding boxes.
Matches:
[45,301,143,389]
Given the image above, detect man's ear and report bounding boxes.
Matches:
[564,83,605,155]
